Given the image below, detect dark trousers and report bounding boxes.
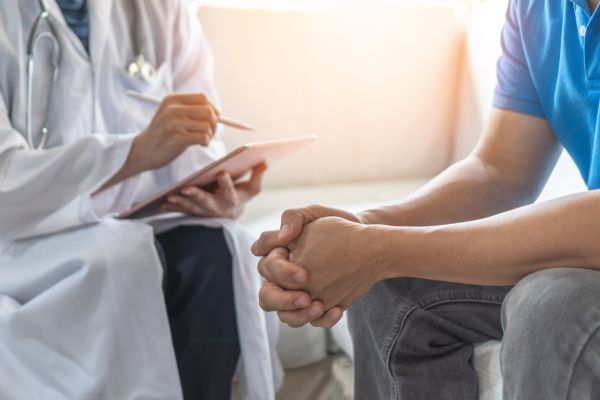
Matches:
[155,226,240,400]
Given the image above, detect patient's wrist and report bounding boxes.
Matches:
[366,225,429,282]
[357,210,380,225]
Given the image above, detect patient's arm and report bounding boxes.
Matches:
[359,108,562,226]
[253,108,560,254]
[253,108,564,327]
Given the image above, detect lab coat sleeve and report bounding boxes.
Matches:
[0,96,136,241]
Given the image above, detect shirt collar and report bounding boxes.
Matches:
[570,0,591,10]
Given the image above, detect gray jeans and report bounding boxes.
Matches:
[348,268,600,400]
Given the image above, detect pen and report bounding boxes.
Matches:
[126,90,255,131]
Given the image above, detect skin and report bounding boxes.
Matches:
[252,108,600,328]
[98,93,264,218]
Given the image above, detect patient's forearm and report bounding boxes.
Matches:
[372,190,600,286]
[360,156,538,227]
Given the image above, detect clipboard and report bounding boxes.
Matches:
[117,135,316,219]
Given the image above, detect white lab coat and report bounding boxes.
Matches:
[0,1,281,399]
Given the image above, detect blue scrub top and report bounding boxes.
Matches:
[56,0,90,53]
[493,0,600,189]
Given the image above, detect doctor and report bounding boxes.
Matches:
[0,1,280,399]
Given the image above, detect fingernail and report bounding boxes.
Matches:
[168,196,177,203]
[182,188,195,196]
[295,297,309,307]
[293,272,305,283]
[280,224,291,237]
[309,306,322,318]
[329,309,341,320]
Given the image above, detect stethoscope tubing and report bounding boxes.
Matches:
[24,0,154,150]
[26,0,60,150]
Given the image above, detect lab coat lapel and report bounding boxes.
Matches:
[88,0,114,64]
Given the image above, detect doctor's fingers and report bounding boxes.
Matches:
[161,102,218,122]
[235,164,267,200]
[177,125,214,147]
[215,173,238,204]
[258,281,312,312]
[164,94,221,121]
[180,120,215,140]
[164,191,218,216]
[163,92,210,106]
[257,248,308,289]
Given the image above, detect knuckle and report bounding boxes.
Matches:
[258,298,273,312]
[165,103,179,114]
[265,251,278,266]
[281,209,297,219]
[166,120,179,132]
[258,231,269,241]
[257,259,265,274]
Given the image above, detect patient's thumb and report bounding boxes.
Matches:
[279,210,305,242]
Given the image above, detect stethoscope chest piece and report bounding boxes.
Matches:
[127,54,156,82]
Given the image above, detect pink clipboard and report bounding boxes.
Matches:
[117,135,317,219]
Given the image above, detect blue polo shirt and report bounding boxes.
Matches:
[493,0,600,189]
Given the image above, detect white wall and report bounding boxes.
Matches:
[199,4,466,188]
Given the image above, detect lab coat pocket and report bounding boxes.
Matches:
[115,64,171,131]
[116,63,172,98]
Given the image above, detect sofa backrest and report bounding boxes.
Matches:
[198,4,466,189]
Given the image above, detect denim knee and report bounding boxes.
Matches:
[501,268,600,399]
[502,268,600,334]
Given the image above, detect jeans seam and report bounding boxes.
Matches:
[565,322,600,399]
[385,297,504,400]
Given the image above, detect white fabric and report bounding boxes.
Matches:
[0,220,182,399]
[0,1,279,399]
[473,341,503,400]
[277,321,327,369]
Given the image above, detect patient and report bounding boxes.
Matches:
[252,0,600,399]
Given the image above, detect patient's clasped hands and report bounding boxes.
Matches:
[252,206,382,328]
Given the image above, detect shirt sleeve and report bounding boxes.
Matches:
[493,0,545,118]
[0,92,136,241]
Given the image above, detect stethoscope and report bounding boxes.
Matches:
[26,0,156,150]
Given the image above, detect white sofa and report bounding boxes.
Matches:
[199,1,586,398]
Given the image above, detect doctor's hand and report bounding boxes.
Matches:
[161,164,266,219]
[133,93,221,171]
[258,217,381,328]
